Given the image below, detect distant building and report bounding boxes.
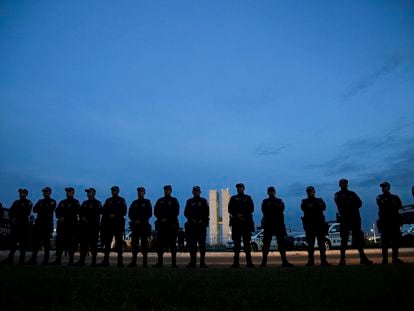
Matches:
[208,188,231,245]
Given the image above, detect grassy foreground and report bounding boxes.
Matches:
[0,264,413,311]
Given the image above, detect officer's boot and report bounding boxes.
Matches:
[306,252,314,267]
[75,253,86,267]
[171,252,177,268]
[392,247,403,264]
[339,248,346,266]
[358,248,373,265]
[128,253,138,268]
[381,247,388,264]
[142,253,148,268]
[117,253,124,268]
[67,253,75,266]
[27,252,38,265]
[186,252,196,268]
[232,253,240,268]
[153,254,163,268]
[320,250,330,267]
[280,251,294,267]
[260,252,268,268]
[100,254,110,267]
[246,252,254,268]
[200,251,207,268]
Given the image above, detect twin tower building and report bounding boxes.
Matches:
[208,189,231,245]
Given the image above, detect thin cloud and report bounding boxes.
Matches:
[253,144,287,157]
[343,54,406,101]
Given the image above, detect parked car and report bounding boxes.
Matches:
[226,229,294,252]
[400,204,414,246]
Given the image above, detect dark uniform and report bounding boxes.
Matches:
[28,187,56,265]
[128,187,152,268]
[3,189,32,264]
[184,186,209,268]
[377,182,403,264]
[52,187,80,265]
[301,186,330,266]
[153,185,180,268]
[260,186,293,267]
[100,186,127,267]
[76,188,101,266]
[228,183,254,268]
[334,179,372,265]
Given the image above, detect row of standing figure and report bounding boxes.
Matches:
[0,181,410,267]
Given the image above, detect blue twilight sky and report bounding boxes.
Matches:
[1,0,413,231]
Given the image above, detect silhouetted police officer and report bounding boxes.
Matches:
[51,187,79,266]
[153,185,180,268]
[76,188,101,267]
[228,183,254,268]
[100,186,127,267]
[2,189,32,264]
[260,186,293,268]
[377,182,403,264]
[334,179,372,265]
[128,187,152,268]
[301,186,330,266]
[184,186,209,268]
[28,187,56,265]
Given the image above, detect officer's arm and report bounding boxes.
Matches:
[300,200,306,212]
[228,197,234,216]
[184,200,190,220]
[33,201,40,213]
[154,200,160,219]
[26,201,33,217]
[147,200,153,219]
[128,202,134,221]
[354,192,363,209]
[175,198,180,217]
[121,199,127,216]
[248,196,254,214]
[281,200,285,213]
[320,199,327,211]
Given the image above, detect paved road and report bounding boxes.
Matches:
[1,248,414,268]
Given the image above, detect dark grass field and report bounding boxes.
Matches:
[0,264,413,311]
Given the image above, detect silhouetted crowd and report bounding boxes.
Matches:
[1,180,413,268]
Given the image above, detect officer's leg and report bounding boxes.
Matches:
[115,229,124,268]
[339,224,350,265]
[186,226,196,268]
[28,226,41,264]
[276,234,293,267]
[305,231,316,266]
[154,228,165,267]
[170,229,178,268]
[392,229,403,264]
[199,229,207,268]
[67,228,76,266]
[51,227,64,265]
[75,228,87,266]
[41,230,51,265]
[100,229,112,266]
[381,231,389,264]
[242,228,254,267]
[232,226,242,267]
[317,231,329,266]
[128,229,138,268]
[4,226,18,264]
[352,224,372,264]
[261,229,272,267]
[141,232,149,268]
[90,229,98,267]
